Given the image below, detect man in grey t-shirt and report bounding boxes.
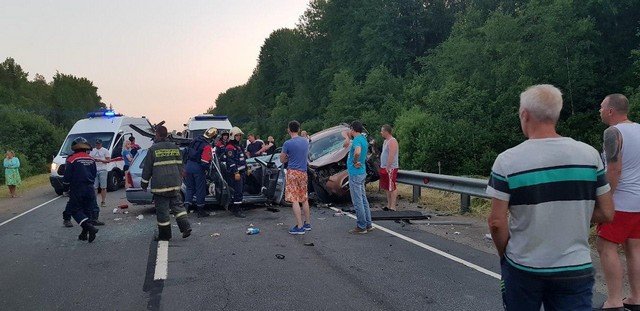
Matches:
[487,84,614,310]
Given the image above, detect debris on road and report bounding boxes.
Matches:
[266,207,280,213]
[211,233,221,237]
[275,254,285,260]
[317,217,327,221]
[114,218,122,221]
[246,227,260,235]
[454,232,461,235]
[113,208,129,214]
[333,212,344,217]
[411,220,473,226]
[276,223,284,226]
[136,215,144,220]
[304,242,314,246]
[118,203,129,209]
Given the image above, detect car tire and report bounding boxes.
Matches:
[312,179,332,203]
[107,171,120,192]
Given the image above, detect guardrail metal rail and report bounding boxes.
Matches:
[396,170,490,213]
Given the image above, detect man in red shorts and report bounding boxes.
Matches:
[280,121,311,235]
[597,94,640,310]
[379,124,399,211]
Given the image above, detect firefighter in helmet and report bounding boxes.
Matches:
[184,127,217,217]
[223,126,247,218]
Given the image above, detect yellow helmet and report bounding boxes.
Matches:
[230,126,244,137]
[203,127,218,139]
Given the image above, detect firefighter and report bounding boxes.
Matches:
[62,137,99,243]
[224,126,247,218]
[215,132,230,159]
[184,127,217,218]
[141,125,191,241]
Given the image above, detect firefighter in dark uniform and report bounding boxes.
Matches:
[184,127,217,218]
[215,132,230,159]
[62,137,99,243]
[141,125,191,241]
[224,126,247,218]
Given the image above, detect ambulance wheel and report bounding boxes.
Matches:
[107,171,120,192]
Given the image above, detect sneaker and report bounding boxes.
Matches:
[63,219,74,228]
[366,225,375,231]
[100,201,106,208]
[303,222,312,231]
[349,227,368,234]
[289,226,306,235]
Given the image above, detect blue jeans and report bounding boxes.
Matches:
[501,258,594,311]
[349,173,371,229]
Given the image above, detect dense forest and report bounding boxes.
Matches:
[211,0,640,175]
[0,58,104,181]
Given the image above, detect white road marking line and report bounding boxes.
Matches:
[0,196,62,228]
[331,207,501,280]
[154,241,169,280]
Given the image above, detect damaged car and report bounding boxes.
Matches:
[308,124,379,203]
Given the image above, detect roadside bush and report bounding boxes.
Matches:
[0,105,65,183]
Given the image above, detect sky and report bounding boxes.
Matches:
[0,0,311,130]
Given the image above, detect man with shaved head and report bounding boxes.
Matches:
[597,94,640,310]
[487,84,614,310]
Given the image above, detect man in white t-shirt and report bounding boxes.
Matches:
[90,139,110,208]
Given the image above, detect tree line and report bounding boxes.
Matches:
[0,58,104,182]
[210,0,640,176]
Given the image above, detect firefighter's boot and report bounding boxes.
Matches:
[176,216,192,239]
[155,225,172,241]
[80,222,98,243]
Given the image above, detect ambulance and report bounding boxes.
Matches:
[49,109,154,195]
[183,114,232,138]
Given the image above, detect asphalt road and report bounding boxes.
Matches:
[0,187,508,310]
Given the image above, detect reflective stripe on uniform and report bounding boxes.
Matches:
[237,166,246,170]
[79,218,88,225]
[176,211,187,218]
[151,186,182,193]
[158,221,171,226]
[153,160,183,166]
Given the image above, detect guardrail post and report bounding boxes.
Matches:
[412,185,421,202]
[460,194,471,214]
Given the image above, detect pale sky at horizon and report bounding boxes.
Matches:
[0,0,311,130]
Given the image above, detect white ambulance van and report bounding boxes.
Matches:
[49,109,154,195]
[183,114,232,138]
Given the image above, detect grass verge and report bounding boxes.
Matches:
[0,173,50,198]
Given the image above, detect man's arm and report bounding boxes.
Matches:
[387,139,398,168]
[604,126,623,192]
[353,146,362,168]
[488,198,510,258]
[342,131,351,148]
[592,191,615,224]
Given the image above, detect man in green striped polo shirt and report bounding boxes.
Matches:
[487,84,615,310]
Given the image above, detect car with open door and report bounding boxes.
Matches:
[125,127,285,209]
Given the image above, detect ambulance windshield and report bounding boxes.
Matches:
[59,132,114,156]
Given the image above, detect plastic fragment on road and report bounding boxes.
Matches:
[275,254,285,259]
[304,242,314,246]
[276,223,284,226]
[136,215,144,220]
[317,217,327,221]
[246,227,260,235]
[454,231,461,235]
[114,218,122,221]
[211,233,221,237]
[113,208,121,214]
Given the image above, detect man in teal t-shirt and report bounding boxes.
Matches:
[344,120,372,234]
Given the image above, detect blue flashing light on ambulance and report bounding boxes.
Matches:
[49,109,154,195]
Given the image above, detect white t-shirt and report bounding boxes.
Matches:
[90,147,110,171]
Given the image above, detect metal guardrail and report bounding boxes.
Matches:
[396,170,490,214]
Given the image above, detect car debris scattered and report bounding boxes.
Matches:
[275,254,285,260]
[136,215,144,220]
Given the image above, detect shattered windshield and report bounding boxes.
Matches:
[309,131,345,162]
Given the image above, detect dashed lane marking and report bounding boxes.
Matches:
[0,196,62,228]
[154,241,169,280]
[330,206,501,280]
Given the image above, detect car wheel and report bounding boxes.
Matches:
[107,171,120,192]
[312,179,332,203]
